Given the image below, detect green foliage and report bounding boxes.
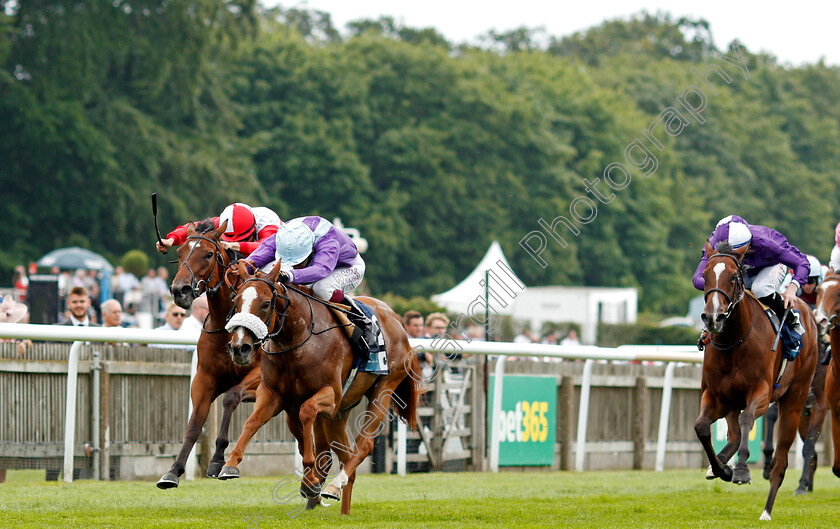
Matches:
[119,250,149,279]
[2,6,839,317]
[378,293,446,320]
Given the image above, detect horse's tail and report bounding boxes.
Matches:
[393,354,419,430]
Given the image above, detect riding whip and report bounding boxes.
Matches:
[151,192,166,254]
[771,306,791,352]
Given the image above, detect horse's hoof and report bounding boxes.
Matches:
[305,494,322,510]
[794,486,810,496]
[218,466,240,480]
[759,510,772,521]
[719,465,733,482]
[833,466,840,479]
[732,466,751,485]
[156,471,179,489]
[762,464,771,480]
[299,482,321,499]
[705,465,717,480]
[206,461,224,478]
[321,483,341,501]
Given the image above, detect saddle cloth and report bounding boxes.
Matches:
[328,299,388,376]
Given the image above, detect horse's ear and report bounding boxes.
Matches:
[704,240,715,256]
[210,220,228,240]
[732,244,749,262]
[186,222,197,235]
[268,258,283,283]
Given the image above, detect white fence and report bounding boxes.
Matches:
[0,323,703,481]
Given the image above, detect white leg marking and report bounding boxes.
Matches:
[328,469,348,490]
[759,510,771,521]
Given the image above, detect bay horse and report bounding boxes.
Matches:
[696,241,817,521]
[219,260,418,515]
[814,270,840,478]
[156,220,263,488]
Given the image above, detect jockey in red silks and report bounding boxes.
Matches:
[247,216,377,354]
[693,215,810,341]
[156,203,282,256]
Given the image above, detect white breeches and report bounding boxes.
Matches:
[744,263,788,298]
[312,254,366,300]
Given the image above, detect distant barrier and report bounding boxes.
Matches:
[4,323,786,482]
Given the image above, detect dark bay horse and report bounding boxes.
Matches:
[220,261,419,515]
[814,271,840,478]
[156,221,263,488]
[696,242,817,521]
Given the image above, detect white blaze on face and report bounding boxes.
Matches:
[238,286,259,317]
[188,241,198,249]
[712,262,726,314]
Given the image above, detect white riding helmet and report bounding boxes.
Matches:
[725,222,752,249]
[274,219,314,266]
[806,254,824,283]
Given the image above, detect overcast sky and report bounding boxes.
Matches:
[264,1,838,67]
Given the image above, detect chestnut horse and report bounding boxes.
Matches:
[814,270,840,478]
[156,221,263,488]
[696,242,817,521]
[761,342,828,494]
[219,261,418,515]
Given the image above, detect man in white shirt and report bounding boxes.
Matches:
[179,294,208,337]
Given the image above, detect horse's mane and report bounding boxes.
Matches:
[714,241,734,254]
[195,218,216,234]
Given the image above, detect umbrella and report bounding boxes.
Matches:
[36,247,114,272]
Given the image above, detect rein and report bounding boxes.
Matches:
[178,234,234,333]
[704,253,754,350]
[235,278,353,355]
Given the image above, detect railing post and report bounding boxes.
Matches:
[397,421,407,476]
[655,362,677,472]
[575,359,595,472]
[92,348,101,480]
[489,355,508,473]
[63,341,82,483]
[185,347,198,481]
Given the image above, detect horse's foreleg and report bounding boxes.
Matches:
[732,385,771,485]
[321,412,353,507]
[208,371,261,478]
[218,384,282,480]
[762,402,779,480]
[718,410,741,464]
[206,388,241,478]
[157,373,216,489]
[298,386,338,497]
[826,369,840,478]
[695,389,732,481]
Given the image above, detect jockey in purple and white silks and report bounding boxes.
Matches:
[247,216,377,354]
[693,215,810,336]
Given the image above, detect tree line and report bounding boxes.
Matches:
[1,3,838,315]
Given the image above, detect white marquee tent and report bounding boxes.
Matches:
[431,241,525,316]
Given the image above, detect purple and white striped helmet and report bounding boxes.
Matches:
[714,215,752,249]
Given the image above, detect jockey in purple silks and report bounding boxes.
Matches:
[693,215,810,338]
[247,216,377,354]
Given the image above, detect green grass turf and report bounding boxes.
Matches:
[2,467,840,528]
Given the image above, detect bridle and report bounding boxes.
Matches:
[177,235,231,299]
[232,276,353,354]
[704,253,753,350]
[704,253,745,322]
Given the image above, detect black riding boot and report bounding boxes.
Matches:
[758,292,805,334]
[346,297,377,356]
